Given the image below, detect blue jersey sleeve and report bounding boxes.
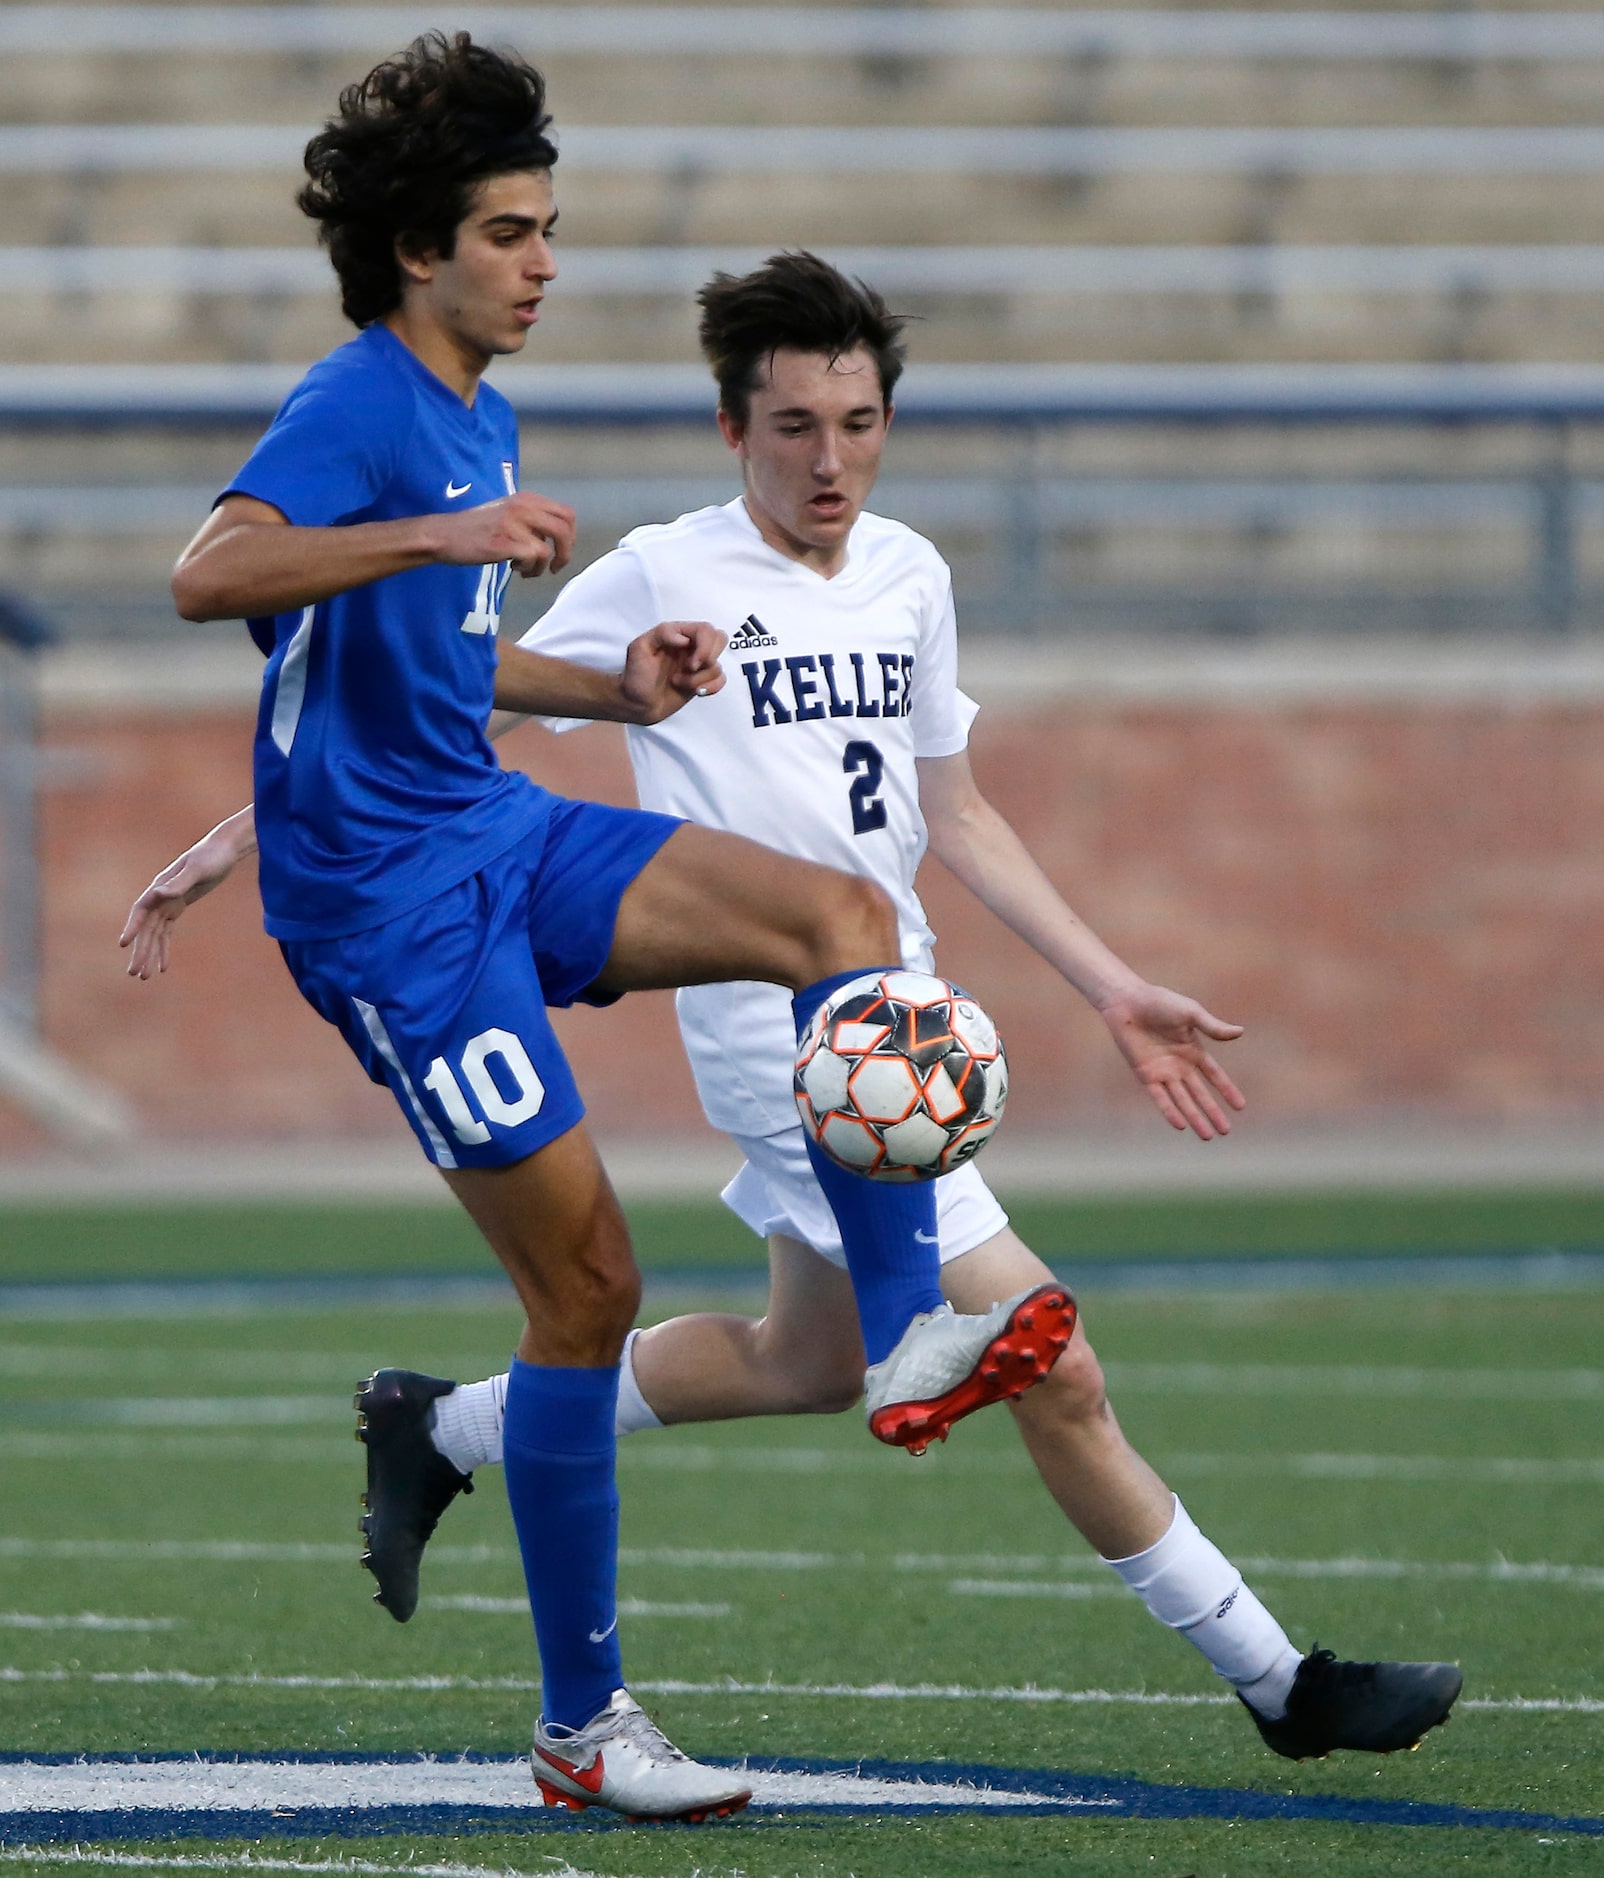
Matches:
[225,350,417,528]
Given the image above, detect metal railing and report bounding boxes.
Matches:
[6,122,1604,175]
[10,244,1604,298]
[2,364,1602,641]
[7,7,1604,61]
[0,595,52,1035]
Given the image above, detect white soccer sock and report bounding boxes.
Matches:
[428,1374,506,1474]
[615,1327,664,1436]
[426,1331,661,1470]
[1103,1496,1303,1719]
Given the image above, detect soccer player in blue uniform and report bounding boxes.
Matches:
[137,35,1075,1820]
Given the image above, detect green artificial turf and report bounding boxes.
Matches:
[0,1265,1599,1874]
[0,1186,1601,1284]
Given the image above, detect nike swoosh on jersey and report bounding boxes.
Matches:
[445,480,472,499]
[589,1614,619,1644]
[533,1745,606,1794]
[914,1229,940,1244]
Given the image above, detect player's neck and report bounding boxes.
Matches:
[740,493,850,579]
[381,307,491,406]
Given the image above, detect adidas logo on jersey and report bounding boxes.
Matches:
[729,614,779,651]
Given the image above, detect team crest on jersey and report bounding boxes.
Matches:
[728,614,779,651]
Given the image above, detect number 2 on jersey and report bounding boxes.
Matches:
[844,740,887,835]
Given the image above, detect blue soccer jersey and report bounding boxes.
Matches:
[225,324,551,940]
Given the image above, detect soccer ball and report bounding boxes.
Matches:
[794,970,1008,1182]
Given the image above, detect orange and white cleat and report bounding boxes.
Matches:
[530,1689,753,1823]
[864,1282,1077,1454]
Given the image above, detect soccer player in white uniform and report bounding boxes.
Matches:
[126,251,1460,1761]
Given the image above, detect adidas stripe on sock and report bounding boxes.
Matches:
[1104,1496,1303,1719]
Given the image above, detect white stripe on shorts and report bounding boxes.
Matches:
[351,997,456,1170]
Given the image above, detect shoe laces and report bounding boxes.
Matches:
[1301,1646,1377,1696]
[609,1698,690,1767]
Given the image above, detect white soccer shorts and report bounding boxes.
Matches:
[721,1123,1010,1270]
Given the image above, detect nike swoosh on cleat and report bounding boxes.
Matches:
[589,1614,619,1644]
[534,1746,606,1795]
[445,480,472,498]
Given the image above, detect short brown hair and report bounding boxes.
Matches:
[697,251,908,424]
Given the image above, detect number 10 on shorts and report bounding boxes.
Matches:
[422,1026,547,1143]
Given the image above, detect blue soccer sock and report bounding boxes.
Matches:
[502,1358,623,1733]
[794,970,943,1365]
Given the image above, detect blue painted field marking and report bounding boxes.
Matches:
[0,1756,1598,1838]
[1,1246,1601,1320]
[783,1757,1604,1834]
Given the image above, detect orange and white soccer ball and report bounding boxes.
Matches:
[794,970,1008,1182]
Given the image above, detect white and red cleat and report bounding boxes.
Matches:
[530,1688,753,1823]
[864,1282,1078,1454]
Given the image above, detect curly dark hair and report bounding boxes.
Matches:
[697,251,908,425]
[298,32,558,329]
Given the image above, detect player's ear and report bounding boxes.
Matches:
[883,401,895,434]
[716,406,747,455]
[394,233,437,288]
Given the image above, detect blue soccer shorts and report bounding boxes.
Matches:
[281,797,682,1170]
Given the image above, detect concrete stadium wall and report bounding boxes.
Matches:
[9,643,1602,1157]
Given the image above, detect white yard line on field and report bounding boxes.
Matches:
[2,1536,1597,1588]
[949,1580,1127,1599]
[0,1759,1106,1815]
[940,1555,1604,1591]
[0,1852,608,1878]
[0,1540,507,1564]
[1102,1362,1604,1400]
[1164,1452,1604,1484]
[0,1666,1597,1712]
[0,1348,394,1384]
[0,1436,353,1463]
[430,1596,731,1619]
[5,1410,1600,1485]
[0,1398,342,1427]
[5,1348,1597,1397]
[7,1435,1601,1485]
[0,1614,174,1630]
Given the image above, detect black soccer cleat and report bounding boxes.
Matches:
[354,1368,473,1624]
[1243,1647,1463,1760]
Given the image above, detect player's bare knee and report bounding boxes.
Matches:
[584,1252,643,1341]
[1018,1334,1109,1430]
[532,1235,641,1346]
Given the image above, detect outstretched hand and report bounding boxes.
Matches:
[618,621,728,724]
[118,819,249,980]
[1099,984,1246,1140]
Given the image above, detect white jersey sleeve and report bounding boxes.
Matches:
[517,548,659,733]
[908,565,979,760]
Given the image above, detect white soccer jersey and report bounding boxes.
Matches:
[523,496,976,1136]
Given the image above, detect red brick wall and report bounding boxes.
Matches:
[23,696,1604,1147]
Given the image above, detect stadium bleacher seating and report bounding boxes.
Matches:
[2,5,1602,637]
